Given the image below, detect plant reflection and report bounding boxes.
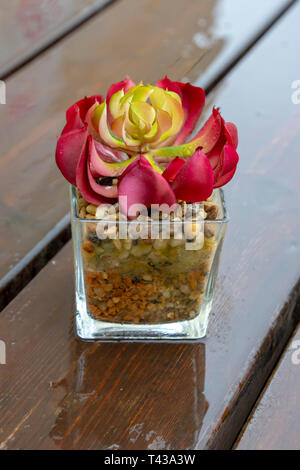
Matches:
[50,341,208,450]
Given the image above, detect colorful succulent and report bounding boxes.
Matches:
[55,77,239,215]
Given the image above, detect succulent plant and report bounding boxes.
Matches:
[56,77,239,217]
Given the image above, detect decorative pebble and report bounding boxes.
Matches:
[142,274,152,282]
[113,239,122,250]
[180,285,190,294]
[95,204,111,219]
[86,204,97,215]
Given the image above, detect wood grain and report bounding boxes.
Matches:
[0,0,294,306]
[0,2,300,449]
[235,323,300,450]
[0,0,116,78]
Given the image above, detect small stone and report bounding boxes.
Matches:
[119,251,129,260]
[190,292,201,300]
[166,302,175,308]
[78,197,88,210]
[153,239,168,250]
[123,239,132,251]
[148,252,170,265]
[79,207,86,218]
[142,274,152,282]
[205,204,218,220]
[95,204,110,219]
[86,204,97,215]
[184,222,202,240]
[162,290,170,299]
[113,239,122,250]
[109,204,119,214]
[180,285,190,294]
[174,205,184,218]
[107,213,118,220]
[82,240,95,257]
[147,303,156,312]
[95,246,104,255]
[112,297,120,304]
[94,287,105,298]
[204,224,216,238]
[170,238,184,247]
[131,244,152,257]
[105,225,118,239]
[104,283,113,292]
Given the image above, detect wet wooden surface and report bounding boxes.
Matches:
[235,324,300,450]
[0,0,294,306]
[0,1,300,449]
[0,0,115,78]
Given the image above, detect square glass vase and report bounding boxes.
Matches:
[70,186,228,342]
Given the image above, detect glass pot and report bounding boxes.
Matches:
[70,186,228,341]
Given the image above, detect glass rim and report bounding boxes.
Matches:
[70,185,230,224]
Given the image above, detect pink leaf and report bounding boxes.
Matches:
[94,141,128,163]
[87,163,118,199]
[62,105,83,134]
[88,137,135,177]
[205,118,239,187]
[55,125,88,185]
[162,157,186,183]
[106,77,136,105]
[118,156,177,218]
[214,167,237,188]
[224,122,238,149]
[172,149,214,202]
[188,107,222,153]
[76,140,115,206]
[66,95,103,123]
[213,144,239,188]
[156,76,183,98]
[157,76,205,145]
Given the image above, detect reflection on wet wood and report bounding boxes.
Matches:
[235,324,300,450]
[0,0,116,78]
[0,0,293,306]
[0,2,300,449]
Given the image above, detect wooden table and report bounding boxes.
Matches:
[235,324,300,450]
[0,0,299,450]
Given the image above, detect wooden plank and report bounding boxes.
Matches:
[235,323,300,450]
[0,0,116,78]
[0,1,300,449]
[0,0,294,308]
